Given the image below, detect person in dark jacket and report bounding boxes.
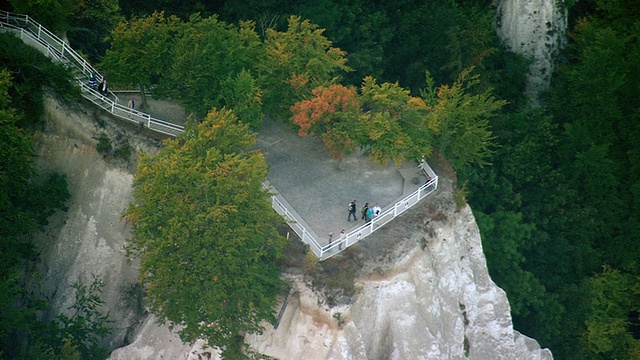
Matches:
[348,200,357,221]
[361,202,369,221]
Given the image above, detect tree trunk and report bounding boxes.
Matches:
[139,84,148,109]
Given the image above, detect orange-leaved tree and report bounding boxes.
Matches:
[291,84,359,161]
[291,69,504,169]
[291,77,431,166]
[260,16,351,119]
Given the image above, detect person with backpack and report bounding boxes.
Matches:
[88,75,97,89]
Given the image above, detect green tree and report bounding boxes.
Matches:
[291,70,504,168]
[382,0,462,91]
[67,0,124,62]
[125,108,288,355]
[259,15,351,119]
[50,277,112,359]
[474,209,566,347]
[292,1,393,87]
[583,266,640,359]
[156,14,263,118]
[120,0,217,19]
[9,0,79,33]
[0,34,79,126]
[426,68,506,171]
[0,65,102,359]
[217,69,264,131]
[357,76,427,166]
[475,210,541,316]
[101,12,181,106]
[290,78,428,166]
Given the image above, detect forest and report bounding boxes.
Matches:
[1,0,639,359]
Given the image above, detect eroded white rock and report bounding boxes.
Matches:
[246,200,553,359]
[495,0,567,98]
[36,95,551,360]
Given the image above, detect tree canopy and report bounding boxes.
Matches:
[125,108,289,354]
[101,12,181,99]
[258,15,351,119]
[458,1,640,357]
[9,0,640,358]
[100,13,349,126]
[291,69,505,168]
[0,34,79,126]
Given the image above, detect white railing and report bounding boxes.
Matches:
[265,159,438,260]
[0,10,438,259]
[0,10,185,137]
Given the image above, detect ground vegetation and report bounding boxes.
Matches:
[5,0,640,358]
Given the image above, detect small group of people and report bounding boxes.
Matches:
[362,202,381,222]
[327,229,346,251]
[347,200,381,223]
[88,75,108,95]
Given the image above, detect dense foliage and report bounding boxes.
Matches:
[458,1,640,358]
[8,0,123,62]
[125,109,289,356]
[291,69,505,167]
[0,34,79,126]
[7,0,640,358]
[0,39,111,358]
[101,12,349,125]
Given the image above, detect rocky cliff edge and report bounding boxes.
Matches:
[35,95,551,359]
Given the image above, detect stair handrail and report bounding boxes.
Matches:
[0,10,190,136]
[0,10,116,100]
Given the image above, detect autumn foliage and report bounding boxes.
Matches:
[291,71,504,167]
[291,84,359,135]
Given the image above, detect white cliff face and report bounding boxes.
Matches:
[37,96,221,359]
[37,96,551,359]
[245,180,553,359]
[34,96,160,349]
[495,0,567,98]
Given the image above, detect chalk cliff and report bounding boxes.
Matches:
[495,0,567,98]
[35,96,551,359]
[242,176,552,360]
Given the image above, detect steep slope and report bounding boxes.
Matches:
[244,176,552,360]
[34,95,551,359]
[32,95,160,350]
[495,0,567,98]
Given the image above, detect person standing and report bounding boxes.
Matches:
[88,75,97,89]
[361,202,369,221]
[128,97,136,109]
[366,206,374,223]
[348,200,357,221]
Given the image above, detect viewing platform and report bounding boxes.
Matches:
[0,10,438,260]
